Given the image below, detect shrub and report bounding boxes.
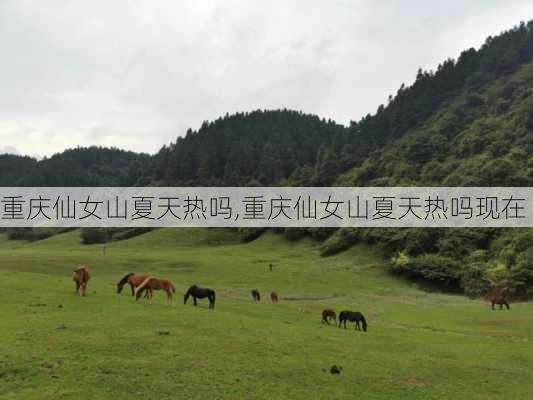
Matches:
[320,228,360,257]
[390,253,461,288]
[237,228,266,243]
[111,228,153,241]
[80,228,112,244]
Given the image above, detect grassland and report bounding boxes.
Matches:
[1,229,532,399]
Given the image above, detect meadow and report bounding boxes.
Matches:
[1,229,532,399]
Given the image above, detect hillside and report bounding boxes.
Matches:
[0,21,532,297]
[2,229,533,399]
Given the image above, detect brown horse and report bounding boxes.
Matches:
[251,289,261,302]
[117,273,152,298]
[72,265,91,296]
[321,309,337,325]
[270,291,279,303]
[134,276,176,305]
[487,286,510,310]
[491,296,510,310]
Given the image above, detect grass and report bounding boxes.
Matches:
[1,229,532,399]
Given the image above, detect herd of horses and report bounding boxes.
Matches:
[74,266,216,308]
[72,264,512,331]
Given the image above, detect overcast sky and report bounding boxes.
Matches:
[1,1,532,158]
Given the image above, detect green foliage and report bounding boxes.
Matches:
[1,21,533,297]
[237,227,266,242]
[390,253,461,287]
[319,228,360,256]
[80,228,112,244]
[5,228,71,241]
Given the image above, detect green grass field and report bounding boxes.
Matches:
[1,229,532,399]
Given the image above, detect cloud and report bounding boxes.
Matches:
[0,0,532,156]
[0,145,20,155]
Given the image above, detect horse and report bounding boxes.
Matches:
[321,309,337,325]
[491,296,510,310]
[116,273,152,298]
[134,276,175,305]
[487,286,510,310]
[184,285,216,309]
[270,292,279,303]
[72,265,91,296]
[251,289,261,302]
[338,311,367,331]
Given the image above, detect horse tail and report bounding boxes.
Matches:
[135,276,152,298]
[360,314,367,332]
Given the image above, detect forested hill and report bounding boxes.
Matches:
[0,110,347,186]
[0,147,150,186]
[1,21,532,298]
[143,110,347,186]
[1,21,532,188]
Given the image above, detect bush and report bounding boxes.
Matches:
[111,228,153,241]
[390,253,461,288]
[320,228,360,257]
[6,228,61,241]
[460,262,491,297]
[237,228,266,243]
[80,228,112,244]
[283,228,307,241]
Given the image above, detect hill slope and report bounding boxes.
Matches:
[0,21,532,296]
[1,229,533,399]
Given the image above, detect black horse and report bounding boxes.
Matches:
[184,285,216,309]
[338,311,367,331]
[251,289,261,302]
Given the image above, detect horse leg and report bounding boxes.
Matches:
[130,283,135,296]
[505,302,510,310]
[193,296,198,306]
[75,281,80,294]
[81,283,86,296]
[491,302,495,310]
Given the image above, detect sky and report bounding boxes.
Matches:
[1,1,532,158]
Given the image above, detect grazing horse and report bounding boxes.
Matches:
[491,296,510,310]
[72,265,91,296]
[184,285,216,309]
[116,273,152,297]
[338,311,367,331]
[134,277,175,305]
[487,286,510,310]
[321,309,337,325]
[270,292,279,303]
[251,289,261,302]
